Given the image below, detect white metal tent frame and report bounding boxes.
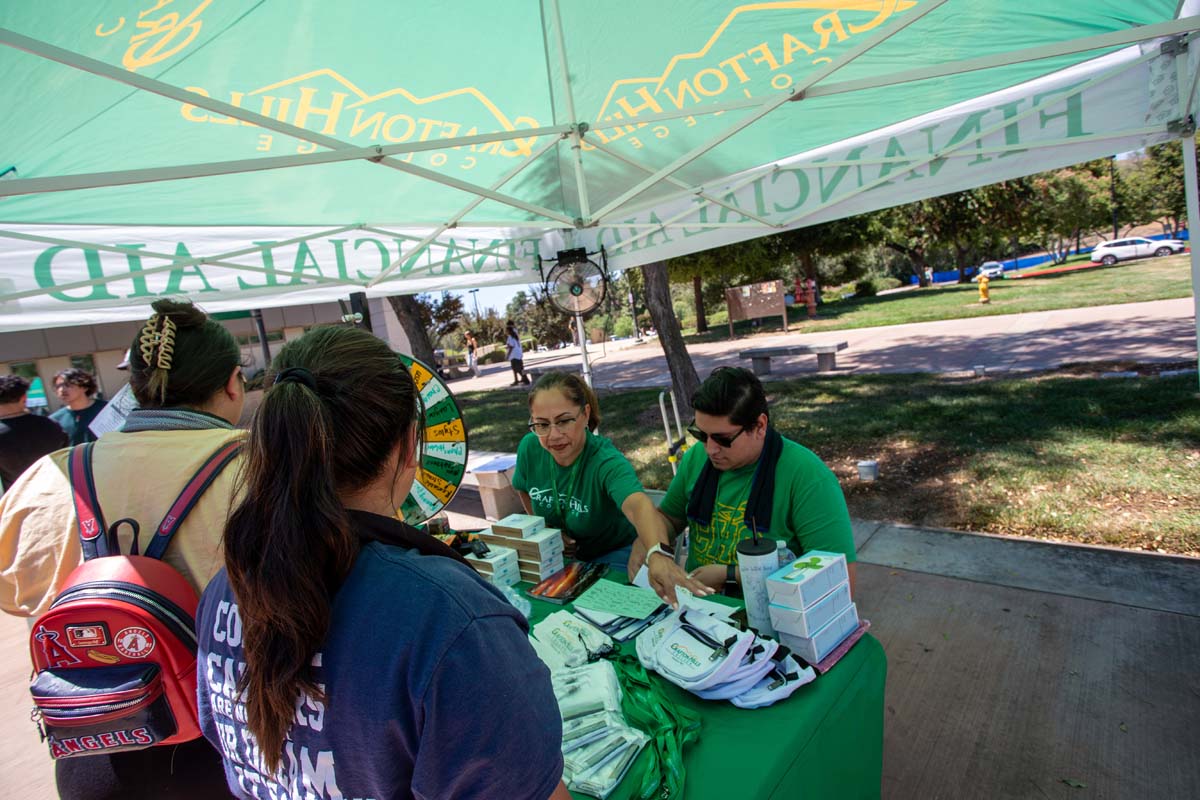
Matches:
[1,6,1200,359]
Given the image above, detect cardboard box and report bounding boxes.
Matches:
[766,551,849,610]
[492,513,546,539]
[769,581,851,638]
[476,527,563,561]
[778,603,859,665]
[472,456,524,521]
[484,565,521,587]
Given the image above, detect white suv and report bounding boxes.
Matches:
[1090,237,1187,265]
[971,261,1005,282]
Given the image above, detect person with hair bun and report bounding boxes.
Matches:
[0,299,245,798]
[512,371,712,597]
[198,325,567,800]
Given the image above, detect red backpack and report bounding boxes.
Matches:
[29,439,241,760]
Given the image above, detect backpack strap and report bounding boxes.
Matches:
[68,443,112,560]
[144,439,243,561]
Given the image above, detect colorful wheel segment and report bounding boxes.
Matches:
[397,354,469,525]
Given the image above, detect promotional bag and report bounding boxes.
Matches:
[29,440,240,759]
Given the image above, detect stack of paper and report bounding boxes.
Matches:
[572,581,669,642]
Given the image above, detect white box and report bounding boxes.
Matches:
[766,551,849,610]
[492,513,546,539]
[476,527,563,561]
[519,553,565,582]
[778,603,859,665]
[769,581,852,638]
[484,564,521,587]
[465,545,519,575]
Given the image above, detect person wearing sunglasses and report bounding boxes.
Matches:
[511,372,711,595]
[632,367,856,599]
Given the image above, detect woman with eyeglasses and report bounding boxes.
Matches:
[632,367,856,600]
[512,372,712,598]
[199,326,568,800]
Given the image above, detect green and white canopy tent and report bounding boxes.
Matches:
[2,0,1200,349]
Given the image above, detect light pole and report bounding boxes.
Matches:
[468,288,481,319]
[1110,155,1120,240]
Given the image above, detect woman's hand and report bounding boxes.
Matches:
[647,552,715,608]
[561,534,577,559]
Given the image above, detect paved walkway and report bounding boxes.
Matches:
[450,297,1197,393]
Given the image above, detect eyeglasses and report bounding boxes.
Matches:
[528,415,581,436]
[687,421,747,448]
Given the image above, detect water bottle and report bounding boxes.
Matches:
[776,540,797,569]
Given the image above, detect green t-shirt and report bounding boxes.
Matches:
[511,431,642,561]
[660,436,856,571]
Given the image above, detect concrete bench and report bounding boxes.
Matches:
[738,342,848,375]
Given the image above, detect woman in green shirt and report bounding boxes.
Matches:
[512,373,701,587]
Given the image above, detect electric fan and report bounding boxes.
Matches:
[539,247,610,386]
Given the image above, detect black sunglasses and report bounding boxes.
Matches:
[687,421,747,448]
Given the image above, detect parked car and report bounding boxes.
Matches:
[971,261,1005,282]
[1089,237,1187,265]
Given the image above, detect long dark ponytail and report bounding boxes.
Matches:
[224,326,421,771]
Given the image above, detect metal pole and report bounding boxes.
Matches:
[628,285,642,341]
[576,311,592,387]
[350,292,374,334]
[1181,135,1200,390]
[250,309,271,370]
[469,288,481,320]
[1110,155,1120,240]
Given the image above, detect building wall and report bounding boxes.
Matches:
[0,300,415,409]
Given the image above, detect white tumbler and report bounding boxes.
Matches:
[737,537,778,636]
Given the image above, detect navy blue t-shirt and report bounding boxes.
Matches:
[197,517,563,800]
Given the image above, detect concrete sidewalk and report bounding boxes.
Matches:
[445,297,1197,394]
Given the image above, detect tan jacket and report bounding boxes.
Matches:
[0,427,246,617]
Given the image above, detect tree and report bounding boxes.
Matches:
[385,294,437,366]
[505,286,574,348]
[642,261,700,418]
[1030,168,1110,263]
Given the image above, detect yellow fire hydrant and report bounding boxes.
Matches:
[978,275,991,304]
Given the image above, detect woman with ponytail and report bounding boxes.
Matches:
[0,299,245,798]
[197,326,568,800]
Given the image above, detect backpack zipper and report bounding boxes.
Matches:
[50,582,195,650]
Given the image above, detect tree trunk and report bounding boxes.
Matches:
[386,294,437,366]
[691,275,708,333]
[643,261,701,418]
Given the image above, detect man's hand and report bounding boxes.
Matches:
[686,564,729,593]
[647,551,714,607]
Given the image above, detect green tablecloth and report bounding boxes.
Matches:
[526,586,887,800]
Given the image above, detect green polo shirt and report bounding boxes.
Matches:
[660,436,855,571]
[511,430,642,561]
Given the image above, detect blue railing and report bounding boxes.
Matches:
[911,230,1189,284]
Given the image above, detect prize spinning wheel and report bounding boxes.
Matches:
[397,354,469,525]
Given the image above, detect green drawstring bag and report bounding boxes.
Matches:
[606,655,702,799]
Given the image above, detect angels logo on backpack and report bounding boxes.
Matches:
[29,440,241,760]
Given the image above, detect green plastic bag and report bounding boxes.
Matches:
[606,655,702,799]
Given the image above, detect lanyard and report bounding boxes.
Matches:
[552,435,589,531]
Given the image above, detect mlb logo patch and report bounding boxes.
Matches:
[66,624,109,648]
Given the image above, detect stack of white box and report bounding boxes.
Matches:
[766,551,859,665]
[476,526,565,583]
[464,545,521,587]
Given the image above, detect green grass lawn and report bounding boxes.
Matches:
[458,369,1200,556]
[683,254,1195,342]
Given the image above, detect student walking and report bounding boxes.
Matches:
[506,322,531,385]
